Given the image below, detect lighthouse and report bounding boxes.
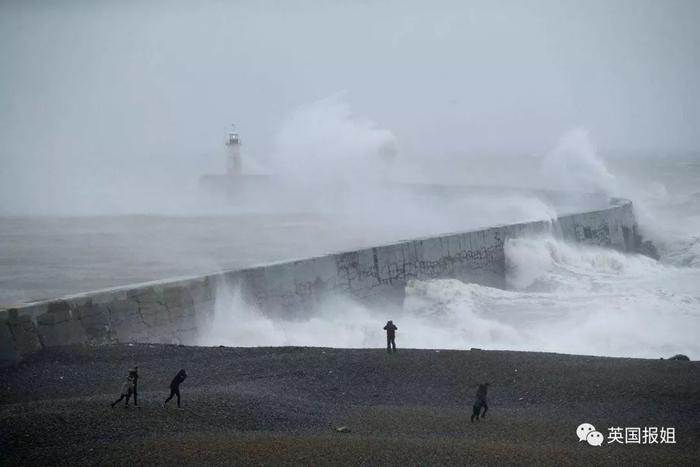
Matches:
[199,124,271,199]
[226,125,242,176]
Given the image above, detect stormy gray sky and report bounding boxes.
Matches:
[1,0,699,214]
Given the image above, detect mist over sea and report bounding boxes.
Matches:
[199,153,700,359]
[2,146,698,359]
[2,1,699,359]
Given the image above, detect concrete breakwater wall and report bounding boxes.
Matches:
[1,199,642,366]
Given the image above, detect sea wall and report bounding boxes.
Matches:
[0,199,642,366]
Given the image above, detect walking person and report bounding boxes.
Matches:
[129,366,139,407]
[164,369,187,409]
[111,373,135,408]
[383,320,398,353]
[471,383,490,422]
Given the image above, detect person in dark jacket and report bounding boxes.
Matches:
[383,320,398,353]
[111,374,135,408]
[129,366,139,406]
[471,383,490,422]
[164,369,187,408]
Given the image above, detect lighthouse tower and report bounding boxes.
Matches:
[226,125,242,176]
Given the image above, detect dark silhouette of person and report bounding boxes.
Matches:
[471,383,490,422]
[111,374,135,408]
[129,366,139,406]
[383,320,398,353]
[164,369,187,408]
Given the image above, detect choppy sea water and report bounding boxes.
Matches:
[202,157,700,358]
[0,187,586,306]
[2,156,699,358]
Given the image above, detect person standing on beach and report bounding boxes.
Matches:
[164,369,187,408]
[471,383,490,422]
[111,373,135,408]
[384,320,398,353]
[129,366,139,406]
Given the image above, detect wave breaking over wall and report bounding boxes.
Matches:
[1,199,647,365]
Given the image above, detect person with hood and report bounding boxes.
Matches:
[164,369,187,408]
[111,373,135,408]
[383,320,398,353]
[129,366,139,406]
